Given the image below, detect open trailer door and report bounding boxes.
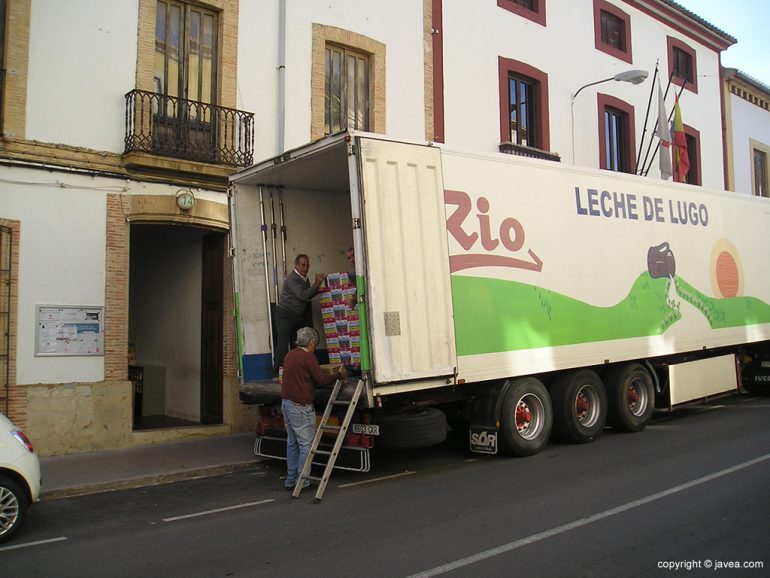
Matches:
[230,135,353,382]
[354,136,457,385]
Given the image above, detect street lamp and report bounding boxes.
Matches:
[570,69,649,164]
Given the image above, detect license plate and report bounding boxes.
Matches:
[352,423,379,435]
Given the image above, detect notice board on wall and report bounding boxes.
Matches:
[36,306,104,356]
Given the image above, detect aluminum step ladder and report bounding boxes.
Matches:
[293,378,365,502]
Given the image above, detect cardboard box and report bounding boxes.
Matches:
[320,363,342,376]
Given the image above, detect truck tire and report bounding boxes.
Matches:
[605,363,655,432]
[373,408,448,449]
[498,377,552,457]
[551,369,607,444]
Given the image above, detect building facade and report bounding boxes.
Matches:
[0,0,739,455]
[1,0,251,454]
[722,68,770,196]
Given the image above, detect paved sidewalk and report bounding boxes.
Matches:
[39,432,261,500]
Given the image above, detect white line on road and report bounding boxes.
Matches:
[337,471,416,488]
[162,499,274,522]
[0,536,68,552]
[407,452,770,578]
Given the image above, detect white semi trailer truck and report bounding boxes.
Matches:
[229,131,770,468]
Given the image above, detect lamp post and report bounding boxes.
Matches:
[570,69,648,164]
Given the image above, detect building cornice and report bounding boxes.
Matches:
[724,68,770,111]
[0,138,233,191]
[623,0,736,52]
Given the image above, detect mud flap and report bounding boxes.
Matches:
[468,381,508,455]
[743,358,770,392]
[469,429,498,454]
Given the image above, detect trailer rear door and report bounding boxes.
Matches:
[355,137,457,384]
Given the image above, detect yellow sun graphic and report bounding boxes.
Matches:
[710,239,743,298]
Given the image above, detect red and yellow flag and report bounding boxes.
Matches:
[672,95,690,182]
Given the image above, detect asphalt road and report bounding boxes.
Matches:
[2,394,769,577]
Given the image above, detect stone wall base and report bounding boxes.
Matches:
[27,380,134,456]
[26,377,258,457]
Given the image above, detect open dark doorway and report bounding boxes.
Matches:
[129,224,225,429]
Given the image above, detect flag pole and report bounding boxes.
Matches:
[643,78,688,177]
[640,68,675,175]
[635,61,659,174]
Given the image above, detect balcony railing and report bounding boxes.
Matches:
[124,89,254,167]
[499,142,561,162]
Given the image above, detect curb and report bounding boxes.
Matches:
[41,461,263,501]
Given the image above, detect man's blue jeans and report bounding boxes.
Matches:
[281,399,316,488]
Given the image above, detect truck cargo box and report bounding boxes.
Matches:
[230,131,770,415]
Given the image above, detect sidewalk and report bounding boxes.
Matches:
[39,432,262,500]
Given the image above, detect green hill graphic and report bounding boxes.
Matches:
[675,277,770,329]
[452,273,770,356]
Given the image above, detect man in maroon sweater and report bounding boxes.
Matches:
[281,327,346,490]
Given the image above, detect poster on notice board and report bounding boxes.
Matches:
[35,305,104,356]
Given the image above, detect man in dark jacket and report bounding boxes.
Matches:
[274,253,326,373]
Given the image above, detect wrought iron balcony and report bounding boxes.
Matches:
[124,89,254,167]
[499,142,561,162]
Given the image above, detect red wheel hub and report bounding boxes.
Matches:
[627,386,640,408]
[516,401,532,431]
[575,393,590,419]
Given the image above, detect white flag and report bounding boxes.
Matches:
[657,78,673,180]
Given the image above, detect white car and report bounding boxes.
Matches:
[0,413,41,543]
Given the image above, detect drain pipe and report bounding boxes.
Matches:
[277,0,288,285]
[278,0,287,154]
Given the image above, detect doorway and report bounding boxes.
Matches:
[129,224,225,429]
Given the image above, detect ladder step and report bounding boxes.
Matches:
[332,400,352,406]
[320,424,341,431]
[306,475,323,482]
[313,449,332,456]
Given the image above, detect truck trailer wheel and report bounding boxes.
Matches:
[373,408,448,449]
[498,377,552,457]
[551,369,607,444]
[604,363,654,432]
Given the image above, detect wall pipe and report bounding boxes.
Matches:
[278,0,287,154]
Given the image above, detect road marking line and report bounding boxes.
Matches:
[407,452,770,578]
[162,499,274,522]
[337,471,416,488]
[0,536,68,552]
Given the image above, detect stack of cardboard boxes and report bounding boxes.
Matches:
[319,272,360,371]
